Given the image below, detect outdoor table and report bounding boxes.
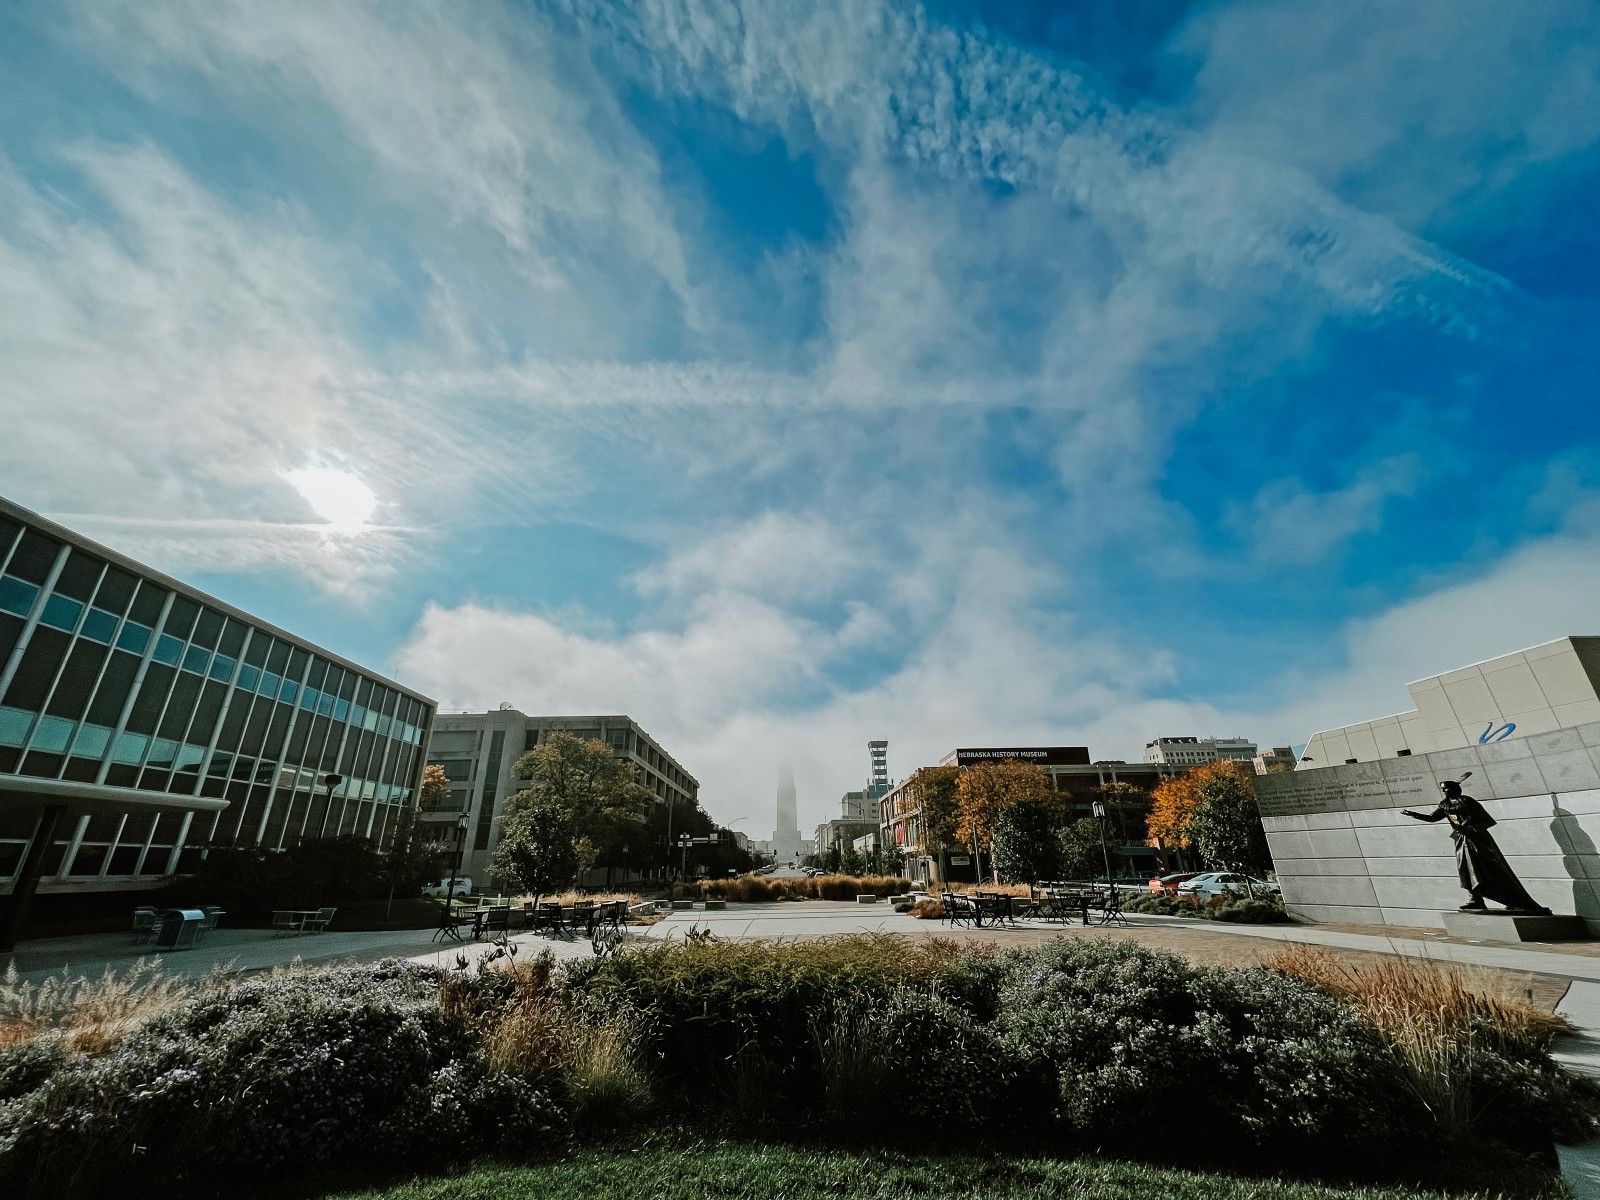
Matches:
[271,909,321,936]
[973,893,1015,927]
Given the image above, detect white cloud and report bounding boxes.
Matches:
[1230,455,1421,564]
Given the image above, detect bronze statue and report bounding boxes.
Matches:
[1401,775,1549,914]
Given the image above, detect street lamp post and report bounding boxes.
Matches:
[317,773,343,839]
[445,814,468,913]
[1091,799,1115,889]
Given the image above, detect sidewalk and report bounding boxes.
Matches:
[647,902,1600,981]
[2,922,601,986]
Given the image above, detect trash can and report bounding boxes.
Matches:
[156,908,206,951]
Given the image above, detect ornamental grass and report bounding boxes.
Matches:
[0,958,199,1054]
[1267,944,1593,1141]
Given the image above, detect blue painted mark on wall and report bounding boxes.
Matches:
[1479,722,1516,744]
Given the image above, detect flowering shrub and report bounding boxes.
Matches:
[988,940,1419,1163]
[0,962,565,1195]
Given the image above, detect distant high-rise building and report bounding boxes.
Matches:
[867,740,889,798]
[772,762,802,863]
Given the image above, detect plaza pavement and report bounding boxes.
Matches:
[2,920,599,987]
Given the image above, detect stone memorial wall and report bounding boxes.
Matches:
[1256,723,1600,931]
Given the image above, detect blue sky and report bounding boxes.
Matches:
[3,1,1599,832]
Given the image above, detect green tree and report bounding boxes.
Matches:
[506,731,651,884]
[992,798,1064,883]
[1057,817,1107,881]
[955,761,1055,882]
[490,796,582,903]
[1188,762,1272,883]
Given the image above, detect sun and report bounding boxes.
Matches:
[282,467,379,534]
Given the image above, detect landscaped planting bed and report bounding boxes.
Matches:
[0,935,1592,1197]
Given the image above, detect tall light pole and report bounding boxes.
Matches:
[446,814,468,911]
[317,773,343,839]
[1091,799,1114,888]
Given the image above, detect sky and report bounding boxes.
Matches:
[3,0,1600,835]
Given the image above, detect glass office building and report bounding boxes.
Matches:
[0,495,435,945]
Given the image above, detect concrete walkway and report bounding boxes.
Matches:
[2,922,602,986]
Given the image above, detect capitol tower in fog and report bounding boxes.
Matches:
[772,763,803,864]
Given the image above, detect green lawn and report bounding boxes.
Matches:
[308,1141,1559,1200]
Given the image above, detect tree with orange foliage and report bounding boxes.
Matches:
[1147,771,1201,852]
[1149,760,1263,869]
[955,760,1056,880]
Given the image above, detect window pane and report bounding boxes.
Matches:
[0,576,38,617]
[29,714,74,753]
[128,581,167,627]
[145,738,177,770]
[259,670,281,698]
[237,664,260,693]
[116,621,152,655]
[112,731,149,764]
[40,594,83,631]
[163,596,199,640]
[182,644,210,675]
[46,641,108,718]
[279,679,299,705]
[0,706,33,747]
[3,627,68,710]
[93,566,138,614]
[208,654,236,683]
[71,724,111,759]
[152,634,183,666]
[80,608,119,644]
[192,609,224,649]
[6,530,60,584]
[54,551,102,601]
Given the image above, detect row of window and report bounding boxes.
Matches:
[0,515,430,805]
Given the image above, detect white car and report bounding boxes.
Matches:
[1176,872,1280,899]
[421,877,472,898]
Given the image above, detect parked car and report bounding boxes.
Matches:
[1176,872,1280,900]
[421,877,472,898]
[1149,872,1202,895]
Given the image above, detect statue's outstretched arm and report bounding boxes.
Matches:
[1400,807,1447,822]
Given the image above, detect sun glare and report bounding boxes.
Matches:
[282,467,379,534]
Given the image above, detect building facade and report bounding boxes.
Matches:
[1299,638,1600,768]
[1263,636,1600,931]
[421,709,698,883]
[881,748,1176,884]
[0,497,434,947]
[1143,736,1258,766]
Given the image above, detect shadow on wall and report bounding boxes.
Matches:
[1550,799,1599,921]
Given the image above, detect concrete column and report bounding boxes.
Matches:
[0,805,67,952]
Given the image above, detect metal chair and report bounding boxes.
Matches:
[272,910,303,937]
[477,905,511,939]
[300,906,337,933]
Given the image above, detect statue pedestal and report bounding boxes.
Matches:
[1441,911,1590,943]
